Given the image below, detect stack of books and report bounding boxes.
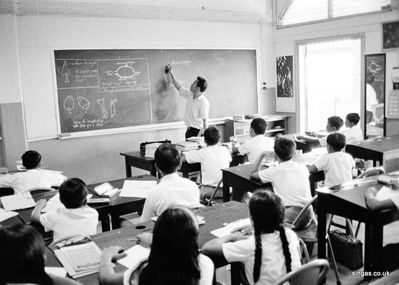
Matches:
[175,141,199,152]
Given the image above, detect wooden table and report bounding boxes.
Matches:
[121,150,246,179]
[120,151,200,178]
[222,164,324,202]
[346,135,399,167]
[87,175,157,230]
[47,201,249,285]
[9,175,156,232]
[317,178,399,274]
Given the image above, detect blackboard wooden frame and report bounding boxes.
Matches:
[51,48,260,138]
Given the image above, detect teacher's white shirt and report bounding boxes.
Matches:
[179,88,209,130]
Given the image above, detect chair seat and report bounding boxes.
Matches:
[294,220,317,243]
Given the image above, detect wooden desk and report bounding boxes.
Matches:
[121,150,245,179]
[317,178,399,274]
[120,151,200,178]
[222,164,269,202]
[346,135,399,166]
[12,175,156,232]
[87,175,157,230]
[47,201,248,285]
[222,163,324,202]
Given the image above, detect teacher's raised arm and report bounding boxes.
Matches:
[165,64,209,139]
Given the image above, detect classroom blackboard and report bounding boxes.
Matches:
[54,49,257,134]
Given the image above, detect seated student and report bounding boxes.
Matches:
[0,150,66,193]
[100,207,214,285]
[250,137,312,229]
[31,178,98,241]
[202,190,301,285]
[343,113,363,144]
[0,224,81,285]
[183,126,231,199]
[307,132,355,187]
[235,118,274,164]
[298,116,344,148]
[140,143,201,222]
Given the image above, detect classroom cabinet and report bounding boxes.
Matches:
[224,115,288,143]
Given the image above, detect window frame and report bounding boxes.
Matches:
[277,0,392,29]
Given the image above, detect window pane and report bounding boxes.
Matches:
[332,0,391,17]
[281,0,328,26]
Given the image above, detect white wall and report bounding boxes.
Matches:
[273,10,399,134]
[10,14,263,183]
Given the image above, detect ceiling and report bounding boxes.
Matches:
[0,0,272,23]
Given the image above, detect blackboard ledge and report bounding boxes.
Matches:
[56,117,230,140]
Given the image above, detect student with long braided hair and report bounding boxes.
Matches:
[202,190,301,284]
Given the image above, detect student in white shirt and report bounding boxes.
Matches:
[183,126,232,199]
[0,150,66,194]
[100,207,214,285]
[308,132,355,187]
[251,137,313,229]
[343,113,363,144]
[165,64,209,138]
[298,116,344,147]
[202,190,301,285]
[31,178,98,241]
[140,143,201,222]
[236,118,274,163]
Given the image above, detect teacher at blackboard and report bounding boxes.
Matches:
[165,64,209,139]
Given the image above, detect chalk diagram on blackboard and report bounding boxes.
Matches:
[61,61,71,83]
[97,98,109,119]
[63,95,74,112]
[106,62,141,82]
[99,59,150,93]
[110,99,117,118]
[77,96,90,112]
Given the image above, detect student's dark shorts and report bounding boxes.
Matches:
[185,127,201,139]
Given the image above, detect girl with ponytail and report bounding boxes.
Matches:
[202,190,301,284]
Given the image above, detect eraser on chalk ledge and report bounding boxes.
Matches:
[57,133,71,139]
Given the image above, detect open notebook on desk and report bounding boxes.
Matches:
[54,241,101,278]
[0,192,36,211]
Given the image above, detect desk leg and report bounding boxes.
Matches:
[100,214,110,232]
[365,223,383,273]
[230,263,241,285]
[111,212,121,230]
[223,176,230,202]
[317,208,327,260]
[124,157,132,177]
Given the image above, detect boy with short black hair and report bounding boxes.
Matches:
[0,150,66,194]
[140,143,201,222]
[308,132,355,187]
[343,113,363,144]
[31,178,98,241]
[236,118,274,163]
[250,137,312,229]
[183,127,231,200]
[298,116,344,147]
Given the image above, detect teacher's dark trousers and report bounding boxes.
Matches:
[185,127,201,139]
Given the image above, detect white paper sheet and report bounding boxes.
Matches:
[210,218,251,238]
[45,267,67,277]
[119,180,157,198]
[117,245,150,269]
[376,186,399,201]
[1,192,36,211]
[0,208,18,222]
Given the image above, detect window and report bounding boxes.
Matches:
[298,38,361,132]
[280,0,391,26]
